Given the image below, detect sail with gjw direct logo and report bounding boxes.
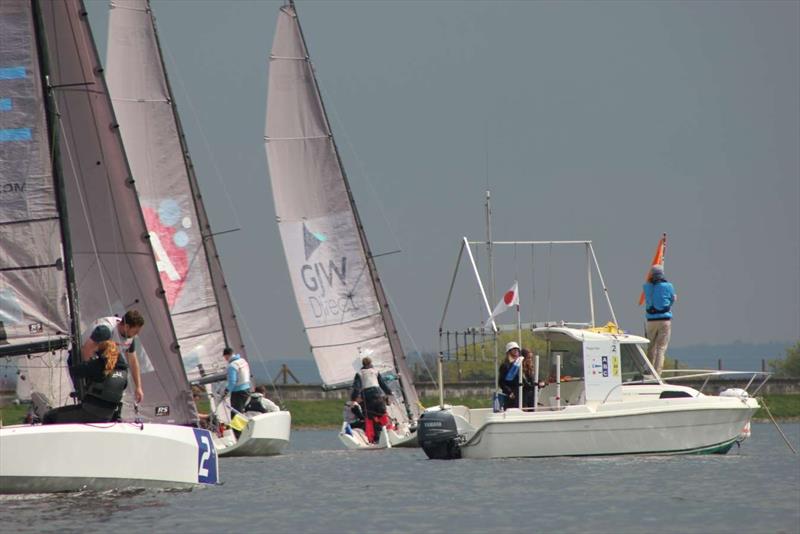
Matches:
[264,1,420,446]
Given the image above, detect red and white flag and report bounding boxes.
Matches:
[486,281,519,325]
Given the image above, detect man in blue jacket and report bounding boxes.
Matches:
[223,347,251,436]
[643,265,677,374]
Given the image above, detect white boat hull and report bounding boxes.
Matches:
[451,397,758,459]
[0,423,218,494]
[338,423,417,450]
[214,411,291,457]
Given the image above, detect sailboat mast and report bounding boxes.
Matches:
[289,0,419,419]
[31,0,82,364]
[144,0,246,357]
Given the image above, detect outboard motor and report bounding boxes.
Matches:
[418,410,462,460]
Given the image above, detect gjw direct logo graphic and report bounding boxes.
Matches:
[300,222,358,320]
[143,199,191,307]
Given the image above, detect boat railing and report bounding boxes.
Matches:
[598,370,771,404]
[659,369,772,396]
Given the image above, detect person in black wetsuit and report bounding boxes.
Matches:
[43,341,128,424]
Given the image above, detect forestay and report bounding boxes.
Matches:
[265,3,419,419]
[106,0,245,383]
[35,0,196,424]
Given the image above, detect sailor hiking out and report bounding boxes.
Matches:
[44,341,128,424]
[75,309,145,405]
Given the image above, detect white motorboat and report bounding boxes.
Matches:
[0,0,217,492]
[0,423,218,493]
[420,326,760,459]
[419,238,765,459]
[106,0,291,456]
[265,1,421,450]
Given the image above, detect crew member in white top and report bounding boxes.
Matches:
[80,309,145,404]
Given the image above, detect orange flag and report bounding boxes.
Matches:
[638,233,667,305]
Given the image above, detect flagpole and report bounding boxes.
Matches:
[517,299,522,407]
[486,191,498,397]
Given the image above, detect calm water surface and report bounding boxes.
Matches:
[1,423,798,533]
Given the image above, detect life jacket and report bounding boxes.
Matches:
[85,366,128,404]
[230,355,250,388]
[358,367,380,390]
[644,280,674,318]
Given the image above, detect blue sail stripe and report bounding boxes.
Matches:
[0,128,32,142]
[0,98,11,111]
[0,67,26,80]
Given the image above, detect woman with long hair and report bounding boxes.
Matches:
[43,341,129,424]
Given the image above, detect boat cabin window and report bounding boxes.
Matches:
[547,340,584,381]
[620,344,650,383]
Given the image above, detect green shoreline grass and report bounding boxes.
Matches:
[2,394,798,428]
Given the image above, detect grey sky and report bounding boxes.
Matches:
[85,0,799,364]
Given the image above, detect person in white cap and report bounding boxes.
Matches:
[498,341,522,409]
[643,264,677,374]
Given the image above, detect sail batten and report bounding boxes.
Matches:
[265,3,420,421]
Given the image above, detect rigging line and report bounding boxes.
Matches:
[161,46,243,232]
[110,97,168,103]
[316,83,404,256]
[474,241,483,330]
[0,216,60,227]
[226,296,283,404]
[312,332,387,350]
[265,134,329,141]
[303,311,383,330]
[530,244,535,326]
[384,290,437,386]
[547,242,552,323]
[55,105,113,314]
[108,2,148,13]
[58,11,144,318]
[70,0,126,315]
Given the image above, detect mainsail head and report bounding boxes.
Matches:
[265,3,420,420]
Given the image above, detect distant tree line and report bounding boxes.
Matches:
[768,342,800,377]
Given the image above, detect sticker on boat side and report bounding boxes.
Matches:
[193,428,218,485]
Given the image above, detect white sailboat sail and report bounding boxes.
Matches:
[106,0,246,385]
[265,2,420,424]
[0,0,198,425]
[0,0,73,407]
